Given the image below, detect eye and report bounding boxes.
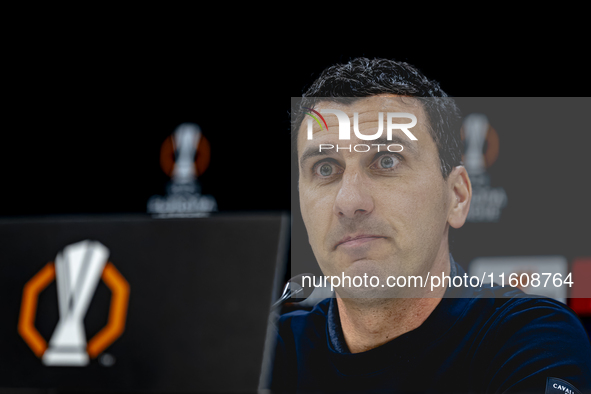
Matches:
[312,160,342,178]
[371,153,401,170]
[380,156,395,168]
[319,163,333,176]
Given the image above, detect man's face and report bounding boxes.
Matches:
[297,96,455,297]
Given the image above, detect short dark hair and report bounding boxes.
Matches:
[292,57,463,178]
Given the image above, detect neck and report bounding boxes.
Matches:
[336,252,451,354]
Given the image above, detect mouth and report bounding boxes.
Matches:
[335,235,385,249]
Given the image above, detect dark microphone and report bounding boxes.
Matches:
[271,273,316,310]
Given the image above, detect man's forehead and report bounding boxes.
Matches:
[296,96,428,154]
[313,95,422,114]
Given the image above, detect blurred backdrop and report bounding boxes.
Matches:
[1,37,590,392]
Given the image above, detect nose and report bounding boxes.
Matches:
[333,170,374,218]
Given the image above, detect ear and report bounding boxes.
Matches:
[447,166,472,229]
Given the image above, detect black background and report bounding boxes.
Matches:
[1,23,590,392]
[3,39,590,218]
[4,35,590,302]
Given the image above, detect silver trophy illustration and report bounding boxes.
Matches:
[462,113,507,222]
[463,113,489,185]
[42,240,109,366]
[147,122,217,217]
[171,123,200,185]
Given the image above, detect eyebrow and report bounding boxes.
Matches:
[299,147,331,171]
[299,135,419,170]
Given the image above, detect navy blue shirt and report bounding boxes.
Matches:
[270,259,591,393]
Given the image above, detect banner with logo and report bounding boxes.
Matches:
[0,214,286,392]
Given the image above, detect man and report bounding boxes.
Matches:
[269,58,591,393]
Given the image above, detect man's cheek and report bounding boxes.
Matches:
[303,195,332,221]
[300,203,321,243]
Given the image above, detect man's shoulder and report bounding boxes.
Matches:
[492,293,589,346]
[463,289,591,392]
[276,298,331,338]
[472,285,586,332]
[459,283,589,347]
[269,299,333,391]
[452,261,587,339]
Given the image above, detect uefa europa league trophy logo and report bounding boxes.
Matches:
[147,123,217,217]
[42,240,109,366]
[463,113,489,182]
[461,113,507,222]
[171,123,201,186]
